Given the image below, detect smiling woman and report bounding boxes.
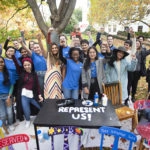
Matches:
[105,46,137,105]
[0,56,16,131]
[44,43,63,99]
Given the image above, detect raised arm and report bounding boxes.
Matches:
[20,30,26,45]
[87,31,94,46]
[4,36,11,50]
[59,46,67,64]
[131,32,136,55]
[12,55,22,74]
[18,38,32,56]
[47,27,54,45]
[37,34,47,58]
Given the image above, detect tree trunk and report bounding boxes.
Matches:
[26,0,76,37]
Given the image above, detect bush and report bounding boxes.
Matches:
[117,31,150,39]
[117,31,128,37]
[136,32,150,39]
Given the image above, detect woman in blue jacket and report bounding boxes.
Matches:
[105,46,137,104]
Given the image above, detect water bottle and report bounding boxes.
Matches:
[93,92,99,107]
[102,94,108,106]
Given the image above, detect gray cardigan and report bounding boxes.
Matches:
[82,59,106,99]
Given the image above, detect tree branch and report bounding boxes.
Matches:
[47,0,57,16]
[5,4,29,30]
[26,0,48,37]
[123,18,150,27]
[57,0,76,33]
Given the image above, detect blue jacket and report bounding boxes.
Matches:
[105,58,137,101]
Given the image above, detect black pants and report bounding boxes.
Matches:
[128,71,141,98]
[88,78,101,100]
[148,83,150,92]
[127,71,134,96]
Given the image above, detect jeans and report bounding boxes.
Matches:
[62,87,79,99]
[0,94,13,125]
[21,96,40,121]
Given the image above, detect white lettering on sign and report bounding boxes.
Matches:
[0,134,29,148]
[58,107,105,121]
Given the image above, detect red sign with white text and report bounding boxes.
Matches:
[0,134,29,148]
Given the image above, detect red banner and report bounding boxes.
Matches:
[0,134,29,148]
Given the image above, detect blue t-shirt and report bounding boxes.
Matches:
[4,58,19,81]
[62,46,70,59]
[31,52,47,71]
[15,50,21,59]
[110,45,116,51]
[0,71,15,94]
[98,52,104,59]
[90,62,97,78]
[62,59,83,90]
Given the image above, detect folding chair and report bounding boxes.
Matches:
[99,126,137,150]
[102,81,138,131]
[134,100,150,150]
[48,126,83,150]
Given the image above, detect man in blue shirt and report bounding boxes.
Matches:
[59,34,70,59]
[107,34,116,51]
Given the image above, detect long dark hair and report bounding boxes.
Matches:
[0,56,10,85]
[108,52,118,67]
[84,46,98,71]
[108,50,127,67]
[136,39,142,51]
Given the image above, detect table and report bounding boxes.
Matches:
[34,99,121,150]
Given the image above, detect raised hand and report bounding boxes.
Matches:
[7,36,11,40]
[131,54,136,60]
[37,33,41,40]
[18,37,23,43]
[48,27,54,33]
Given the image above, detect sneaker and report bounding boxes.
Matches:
[25,121,30,128]
[8,125,15,131]
[124,99,129,106]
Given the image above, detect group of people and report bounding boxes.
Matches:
[0,26,149,132]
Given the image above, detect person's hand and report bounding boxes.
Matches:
[38,95,43,102]
[86,31,91,37]
[20,30,24,34]
[102,41,110,52]
[6,96,11,107]
[130,30,135,38]
[129,27,133,33]
[48,27,54,33]
[7,36,11,40]
[84,87,89,95]
[18,37,23,43]
[131,54,136,59]
[37,34,41,40]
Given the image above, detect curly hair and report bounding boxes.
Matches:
[69,47,81,60]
